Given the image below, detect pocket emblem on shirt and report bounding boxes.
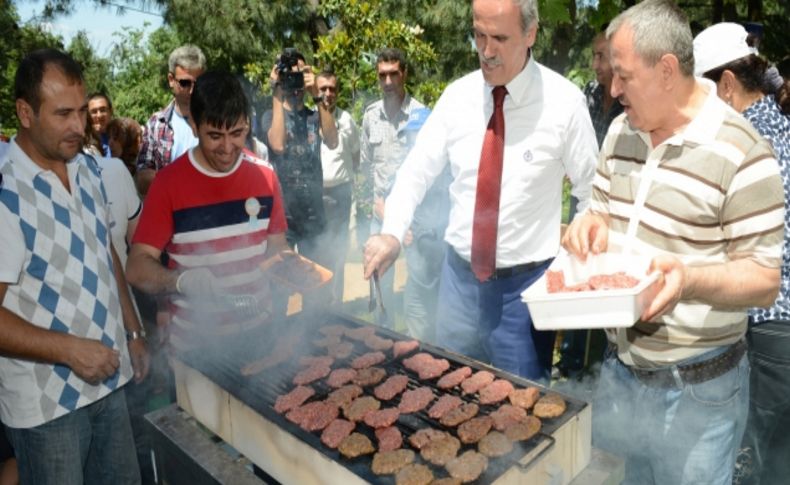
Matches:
[245,197,261,228]
[523,150,533,162]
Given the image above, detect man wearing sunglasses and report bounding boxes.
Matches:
[136,44,206,197]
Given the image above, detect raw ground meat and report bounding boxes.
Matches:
[392,340,419,358]
[437,366,472,390]
[353,367,387,387]
[342,396,381,422]
[364,408,401,428]
[365,335,394,351]
[285,401,338,431]
[320,419,355,449]
[298,355,334,368]
[428,395,463,419]
[273,385,315,414]
[345,326,378,341]
[292,364,331,385]
[533,393,567,418]
[509,387,541,410]
[420,435,461,466]
[326,341,354,359]
[398,387,434,413]
[374,374,410,401]
[338,432,375,458]
[326,368,357,388]
[457,416,494,444]
[351,351,386,369]
[546,269,639,293]
[408,428,453,450]
[489,404,527,431]
[395,464,433,485]
[326,384,363,408]
[371,449,415,475]
[375,426,403,452]
[478,431,513,457]
[505,415,542,442]
[478,379,514,405]
[446,450,489,483]
[461,371,495,395]
[439,403,479,427]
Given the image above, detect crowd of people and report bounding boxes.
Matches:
[0,0,788,483]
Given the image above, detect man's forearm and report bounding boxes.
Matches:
[318,104,338,149]
[268,94,286,154]
[684,258,779,308]
[111,245,143,335]
[126,249,179,295]
[0,299,75,365]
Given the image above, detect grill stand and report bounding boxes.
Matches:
[173,357,594,485]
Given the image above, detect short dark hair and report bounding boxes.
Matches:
[702,54,769,95]
[190,71,249,130]
[376,48,407,72]
[15,49,84,113]
[88,92,113,112]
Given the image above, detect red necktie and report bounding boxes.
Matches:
[471,86,507,282]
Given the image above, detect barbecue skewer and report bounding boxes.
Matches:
[369,277,377,312]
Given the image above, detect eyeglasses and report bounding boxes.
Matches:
[176,78,195,88]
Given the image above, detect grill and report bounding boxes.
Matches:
[173,311,591,484]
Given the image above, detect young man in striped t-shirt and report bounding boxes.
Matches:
[562,1,784,484]
[127,71,289,353]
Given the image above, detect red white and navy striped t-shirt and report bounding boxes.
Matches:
[132,148,287,348]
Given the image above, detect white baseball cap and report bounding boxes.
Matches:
[693,23,758,77]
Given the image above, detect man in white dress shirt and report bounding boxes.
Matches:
[363,0,597,380]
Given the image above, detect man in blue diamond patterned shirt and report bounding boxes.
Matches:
[0,49,149,484]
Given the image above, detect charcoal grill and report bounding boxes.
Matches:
[173,311,591,484]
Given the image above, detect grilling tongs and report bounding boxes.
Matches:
[371,270,387,318]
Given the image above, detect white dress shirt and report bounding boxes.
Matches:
[322,107,360,187]
[382,56,598,267]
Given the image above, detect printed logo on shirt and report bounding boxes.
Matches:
[523,149,533,162]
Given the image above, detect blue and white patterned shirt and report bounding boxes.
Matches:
[746,95,790,324]
[0,139,132,428]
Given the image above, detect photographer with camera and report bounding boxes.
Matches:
[260,48,338,315]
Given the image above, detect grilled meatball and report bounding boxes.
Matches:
[533,393,567,419]
[446,450,489,483]
[371,449,415,475]
[338,432,375,458]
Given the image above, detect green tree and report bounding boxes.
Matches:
[67,31,113,95]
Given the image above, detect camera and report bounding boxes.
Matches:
[276,48,305,91]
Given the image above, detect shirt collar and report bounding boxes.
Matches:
[6,137,84,184]
[662,78,726,147]
[379,94,413,122]
[483,51,536,106]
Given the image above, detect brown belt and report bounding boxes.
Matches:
[618,339,747,388]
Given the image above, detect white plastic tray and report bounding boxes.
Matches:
[522,252,661,330]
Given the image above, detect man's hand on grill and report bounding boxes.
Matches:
[67,337,121,385]
[176,267,223,299]
[363,234,401,280]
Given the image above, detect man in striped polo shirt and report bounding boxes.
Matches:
[126,71,289,353]
[562,1,784,484]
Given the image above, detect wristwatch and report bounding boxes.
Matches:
[126,329,147,341]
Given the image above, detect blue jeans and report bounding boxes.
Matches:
[736,321,790,485]
[370,217,396,327]
[436,248,554,381]
[6,389,140,485]
[594,346,750,485]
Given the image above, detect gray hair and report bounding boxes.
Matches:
[168,44,207,73]
[514,0,539,33]
[606,0,694,77]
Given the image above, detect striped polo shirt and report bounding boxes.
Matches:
[132,148,287,350]
[591,82,784,367]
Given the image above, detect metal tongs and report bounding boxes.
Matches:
[222,294,271,320]
[371,270,387,319]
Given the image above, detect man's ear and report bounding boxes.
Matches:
[16,99,34,129]
[658,53,680,88]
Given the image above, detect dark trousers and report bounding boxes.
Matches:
[322,182,353,307]
[736,321,790,485]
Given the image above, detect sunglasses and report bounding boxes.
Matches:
[176,78,194,88]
